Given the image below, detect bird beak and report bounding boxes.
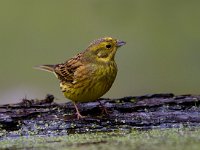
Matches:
[116,40,126,47]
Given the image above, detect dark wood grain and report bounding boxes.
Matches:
[0,93,200,139]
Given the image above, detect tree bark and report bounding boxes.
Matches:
[0,93,200,138]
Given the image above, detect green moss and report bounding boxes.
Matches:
[1,128,200,150]
[130,98,137,102]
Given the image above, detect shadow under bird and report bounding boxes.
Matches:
[35,37,126,119]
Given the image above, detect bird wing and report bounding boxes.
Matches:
[54,53,84,83]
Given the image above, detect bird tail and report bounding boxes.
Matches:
[34,64,56,73]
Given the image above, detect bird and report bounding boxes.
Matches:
[35,37,126,119]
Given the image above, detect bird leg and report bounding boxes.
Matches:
[73,102,85,119]
[97,100,109,115]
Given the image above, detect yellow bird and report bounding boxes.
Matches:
[35,37,126,119]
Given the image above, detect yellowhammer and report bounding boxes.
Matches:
[35,37,126,119]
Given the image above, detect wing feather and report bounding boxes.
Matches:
[54,53,84,83]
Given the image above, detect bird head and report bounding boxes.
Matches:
[84,37,126,63]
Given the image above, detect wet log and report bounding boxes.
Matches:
[0,93,200,138]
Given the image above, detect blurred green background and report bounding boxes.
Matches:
[0,0,199,104]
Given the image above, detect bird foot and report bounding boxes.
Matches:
[76,112,86,119]
[98,100,110,116]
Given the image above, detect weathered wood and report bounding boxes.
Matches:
[0,93,200,138]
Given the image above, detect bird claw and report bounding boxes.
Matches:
[76,112,86,119]
[98,100,110,116]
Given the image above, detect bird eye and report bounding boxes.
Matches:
[106,44,111,49]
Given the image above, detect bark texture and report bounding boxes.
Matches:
[0,93,200,138]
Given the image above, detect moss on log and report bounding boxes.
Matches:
[0,93,200,139]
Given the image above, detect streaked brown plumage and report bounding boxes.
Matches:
[35,37,126,119]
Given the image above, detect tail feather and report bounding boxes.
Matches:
[34,64,55,73]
